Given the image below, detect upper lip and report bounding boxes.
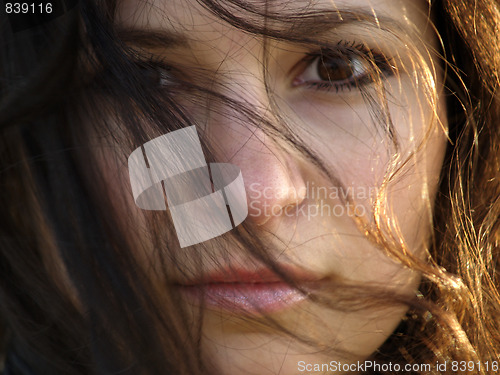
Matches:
[175,265,320,286]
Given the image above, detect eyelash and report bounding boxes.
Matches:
[134,53,175,87]
[134,40,395,93]
[293,40,395,93]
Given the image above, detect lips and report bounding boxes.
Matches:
[175,267,318,315]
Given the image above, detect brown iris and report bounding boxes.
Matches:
[316,56,356,82]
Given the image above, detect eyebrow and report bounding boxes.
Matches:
[115,9,402,50]
[115,28,189,49]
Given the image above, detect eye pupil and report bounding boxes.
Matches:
[293,45,392,92]
[143,67,162,84]
[137,64,172,87]
[317,56,354,81]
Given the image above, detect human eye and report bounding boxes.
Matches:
[135,57,175,87]
[87,54,176,90]
[292,41,395,93]
[123,48,177,88]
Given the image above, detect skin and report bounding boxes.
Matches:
[106,0,449,373]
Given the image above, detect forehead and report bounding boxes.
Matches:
[113,0,434,74]
[115,0,429,42]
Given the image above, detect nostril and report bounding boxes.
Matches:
[246,182,308,226]
[208,125,308,227]
[283,201,299,215]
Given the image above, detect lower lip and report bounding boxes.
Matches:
[178,282,307,314]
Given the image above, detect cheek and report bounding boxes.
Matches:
[290,73,448,245]
[94,145,149,243]
[380,78,448,255]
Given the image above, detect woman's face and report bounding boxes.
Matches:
[111,0,448,373]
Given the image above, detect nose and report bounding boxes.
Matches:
[230,128,307,226]
[204,99,307,227]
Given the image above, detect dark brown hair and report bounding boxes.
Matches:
[0,0,498,374]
